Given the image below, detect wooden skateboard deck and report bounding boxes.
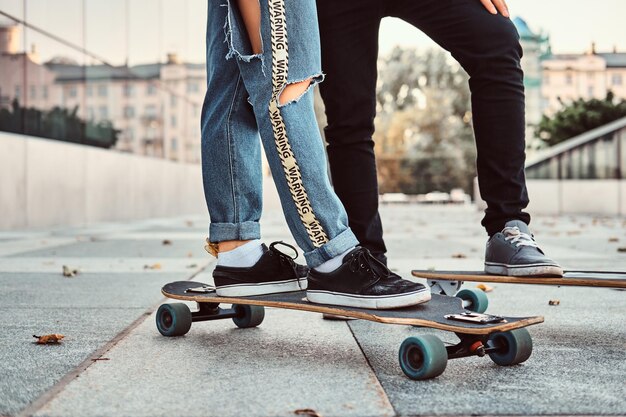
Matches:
[411,270,626,289]
[161,281,542,334]
[157,281,543,380]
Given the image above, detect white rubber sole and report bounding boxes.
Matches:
[216,277,307,297]
[306,288,431,310]
[485,262,563,277]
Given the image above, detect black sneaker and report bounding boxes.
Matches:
[307,247,431,309]
[485,220,563,277]
[214,242,308,296]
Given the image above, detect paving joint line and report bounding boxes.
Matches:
[16,262,213,417]
[346,322,397,417]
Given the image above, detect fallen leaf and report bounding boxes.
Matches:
[185,220,194,227]
[187,251,194,258]
[162,239,172,245]
[608,237,619,242]
[548,299,560,306]
[451,253,467,259]
[33,334,65,344]
[143,263,162,270]
[62,265,79,277]
[294,409,322,417]
[477,283,494,293]
[618,247,626,253]
[186,263,198,268]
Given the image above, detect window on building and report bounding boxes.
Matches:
[187,82,199,93]
[30,86,36,100]
[145,104,157,117]
[124,84,135,97]
[98,84,108,97]
[565,73,573,85]
[68,86,77,98]
[87,107,95,120]
[124,106,135,118]
[612,73,623,86]
[99,106,108,120]
[588,86,594,97]
[170,95,177,107]
[86,85,93,97]
[15,85,21,100]
[171,137,178,150]
[171,115,177,127]
[146,83,157,95]
[42,86,48,100]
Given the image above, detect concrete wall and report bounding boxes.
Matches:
[474,177,625,216]
[0,132,207,230]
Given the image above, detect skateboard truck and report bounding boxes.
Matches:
[428,279,462,296]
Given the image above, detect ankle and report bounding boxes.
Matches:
[219,240,252,253]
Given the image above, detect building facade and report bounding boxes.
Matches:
[541,48,626,116]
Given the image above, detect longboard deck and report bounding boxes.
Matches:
[411,270,626,288]
[162,281,543,335]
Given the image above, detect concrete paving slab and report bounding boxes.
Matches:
[350,283,626,416]
[0,307,146,417]
[0,272,196,417]
[34,307,395,417]
[11,239,209,259]
[0,257,209,274]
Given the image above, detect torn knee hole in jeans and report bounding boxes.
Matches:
[223,0,264,67]
[277,73,325,107]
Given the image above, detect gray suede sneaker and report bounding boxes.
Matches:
[485,220,563,277]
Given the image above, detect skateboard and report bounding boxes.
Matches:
[412,270,626,312]
[157,281,543,380]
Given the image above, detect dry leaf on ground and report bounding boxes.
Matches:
[62,265,79,277]
[451,253,467,259]
[144,263,162,270]
[608,237,619,242]
[548,299,560,306]
[33,334,65,344]
[294,409,322,417]
[162,239,172,245]
[618,247,626,253]
[186,263,198,268]
[477,283,493,293]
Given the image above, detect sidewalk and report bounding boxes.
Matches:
[1,205,625,417]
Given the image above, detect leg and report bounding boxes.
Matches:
[201,1,263,246]
[316,0,388,263]
[390,0,530,235]
[224,0,358,267]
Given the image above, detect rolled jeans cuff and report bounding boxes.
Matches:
[304,228,359,268]
[209,221,261,243]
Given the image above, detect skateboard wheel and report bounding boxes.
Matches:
[232,304,265,328]
[456,288,489,313]
[398,335,448,380]
[488,328,533,366]
[156,303,192,337]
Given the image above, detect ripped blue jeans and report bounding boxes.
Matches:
[201,0,358,267]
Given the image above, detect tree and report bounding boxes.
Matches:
[0,99,119,148]
[536,91,626,146]
[374,47,476,194]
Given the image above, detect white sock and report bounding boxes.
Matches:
[217,239,264,267]
[314,247,355,273]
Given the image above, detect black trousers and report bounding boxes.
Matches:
[316,0,531,264]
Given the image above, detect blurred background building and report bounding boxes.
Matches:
[1,1,626,229]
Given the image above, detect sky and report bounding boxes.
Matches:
[0,0,625,65]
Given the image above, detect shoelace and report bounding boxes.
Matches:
[503,226,539,248]
[268,241,304,290]
[347,248,392,285]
